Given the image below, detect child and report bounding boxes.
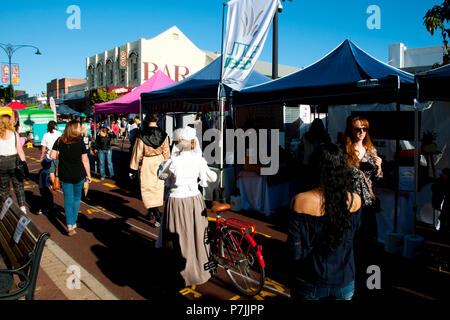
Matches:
[38,158,53,215]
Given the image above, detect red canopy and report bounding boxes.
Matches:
[7,101,28,110]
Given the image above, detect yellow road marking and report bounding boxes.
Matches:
[179,285,202,299]
[104,183,117,188]
[87,209,99,215]
[264,278,286,293]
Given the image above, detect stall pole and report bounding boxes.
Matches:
[413,98,419,235]
[394,101,400,233]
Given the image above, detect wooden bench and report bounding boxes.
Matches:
[0,199,50,300]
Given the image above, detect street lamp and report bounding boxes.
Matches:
[0,43,42,101]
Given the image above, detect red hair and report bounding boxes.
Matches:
[344,116,375,168]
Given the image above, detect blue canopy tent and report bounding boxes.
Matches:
[233,39,416,106]
[140,57,270,113]
[56,104,78,115]
[416,64,450,102]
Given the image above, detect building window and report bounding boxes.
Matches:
[97,63,103,87]
[88,65,94,88]
[120,69,125,83]
[129,53,138,82]
[106,60,113,85]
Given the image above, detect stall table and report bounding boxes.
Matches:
[237,170,297,216]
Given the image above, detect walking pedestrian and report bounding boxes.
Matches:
[287,143,362,300]
[111,120,120,143]
[0,114,28,214]
[94,126,115,181]
[37,158,53,215]
[130,113,170,226]
[156,126,217,287]
[39,121,62,161]
[50,120,92,236]
[343,115,383,297]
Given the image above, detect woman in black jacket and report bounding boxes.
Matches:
[94,126,115,180]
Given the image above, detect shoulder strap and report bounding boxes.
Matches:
[55,139,59,177]
[348,192,354,211]
[361,171,375,200]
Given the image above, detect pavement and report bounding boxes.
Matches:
[35,238,118,300]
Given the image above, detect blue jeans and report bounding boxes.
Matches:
[61,179,85,226]
[98,149,114,178]
[291,278,355,301]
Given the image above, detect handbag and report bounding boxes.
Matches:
[13,132,28,179]
[53,140,61,192]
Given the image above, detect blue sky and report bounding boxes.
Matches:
[0,0,444,96]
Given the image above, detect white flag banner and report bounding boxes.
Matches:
[221,0,279,91]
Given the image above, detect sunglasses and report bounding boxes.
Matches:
[353,127,368,133]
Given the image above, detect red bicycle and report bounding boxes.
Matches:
[204,201,266,296]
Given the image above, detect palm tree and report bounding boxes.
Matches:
[424,0,450,65]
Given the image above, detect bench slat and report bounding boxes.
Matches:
[0,216,34,267]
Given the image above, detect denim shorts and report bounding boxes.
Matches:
[291,278,355,301]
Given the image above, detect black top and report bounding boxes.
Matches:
[95,133,114,150]
[287,205,361,288]
[52,138,87,184]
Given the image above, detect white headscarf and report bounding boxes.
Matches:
[172,126,202,156]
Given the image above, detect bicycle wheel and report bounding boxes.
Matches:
[220,228,265,296]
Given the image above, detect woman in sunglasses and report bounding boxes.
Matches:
[343,115,383,297]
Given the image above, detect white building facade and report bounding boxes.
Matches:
[86,26,216,91]
[389,43,445,71]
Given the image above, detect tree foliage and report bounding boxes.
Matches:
[0,85,16,103]
[90,88,119,105]
[424,0,450,63]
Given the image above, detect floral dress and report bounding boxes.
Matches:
[351,149,381,207]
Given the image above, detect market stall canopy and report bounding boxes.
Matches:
[140,57,271,113]
[94,70,175,115]
[416,64,450,102]
[7,101,28,110]
[233,39,416,107]
[56,104,78,115]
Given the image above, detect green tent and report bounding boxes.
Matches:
[18,108,55,133]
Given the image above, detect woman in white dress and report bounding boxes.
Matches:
[157,126,217,287]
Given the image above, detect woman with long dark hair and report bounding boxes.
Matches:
[51,120,91,236]
[287,143,362,300]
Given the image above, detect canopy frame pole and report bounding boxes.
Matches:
[393,75,401,234]
[215,2,227,200]
[413,77,421,236]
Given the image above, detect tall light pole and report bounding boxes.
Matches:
[0,43,42,101]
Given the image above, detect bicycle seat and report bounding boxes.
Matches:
[211,201,231,213]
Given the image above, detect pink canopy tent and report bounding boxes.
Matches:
[94,70,175,114]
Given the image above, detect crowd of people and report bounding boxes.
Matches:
[0,111,387,300]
